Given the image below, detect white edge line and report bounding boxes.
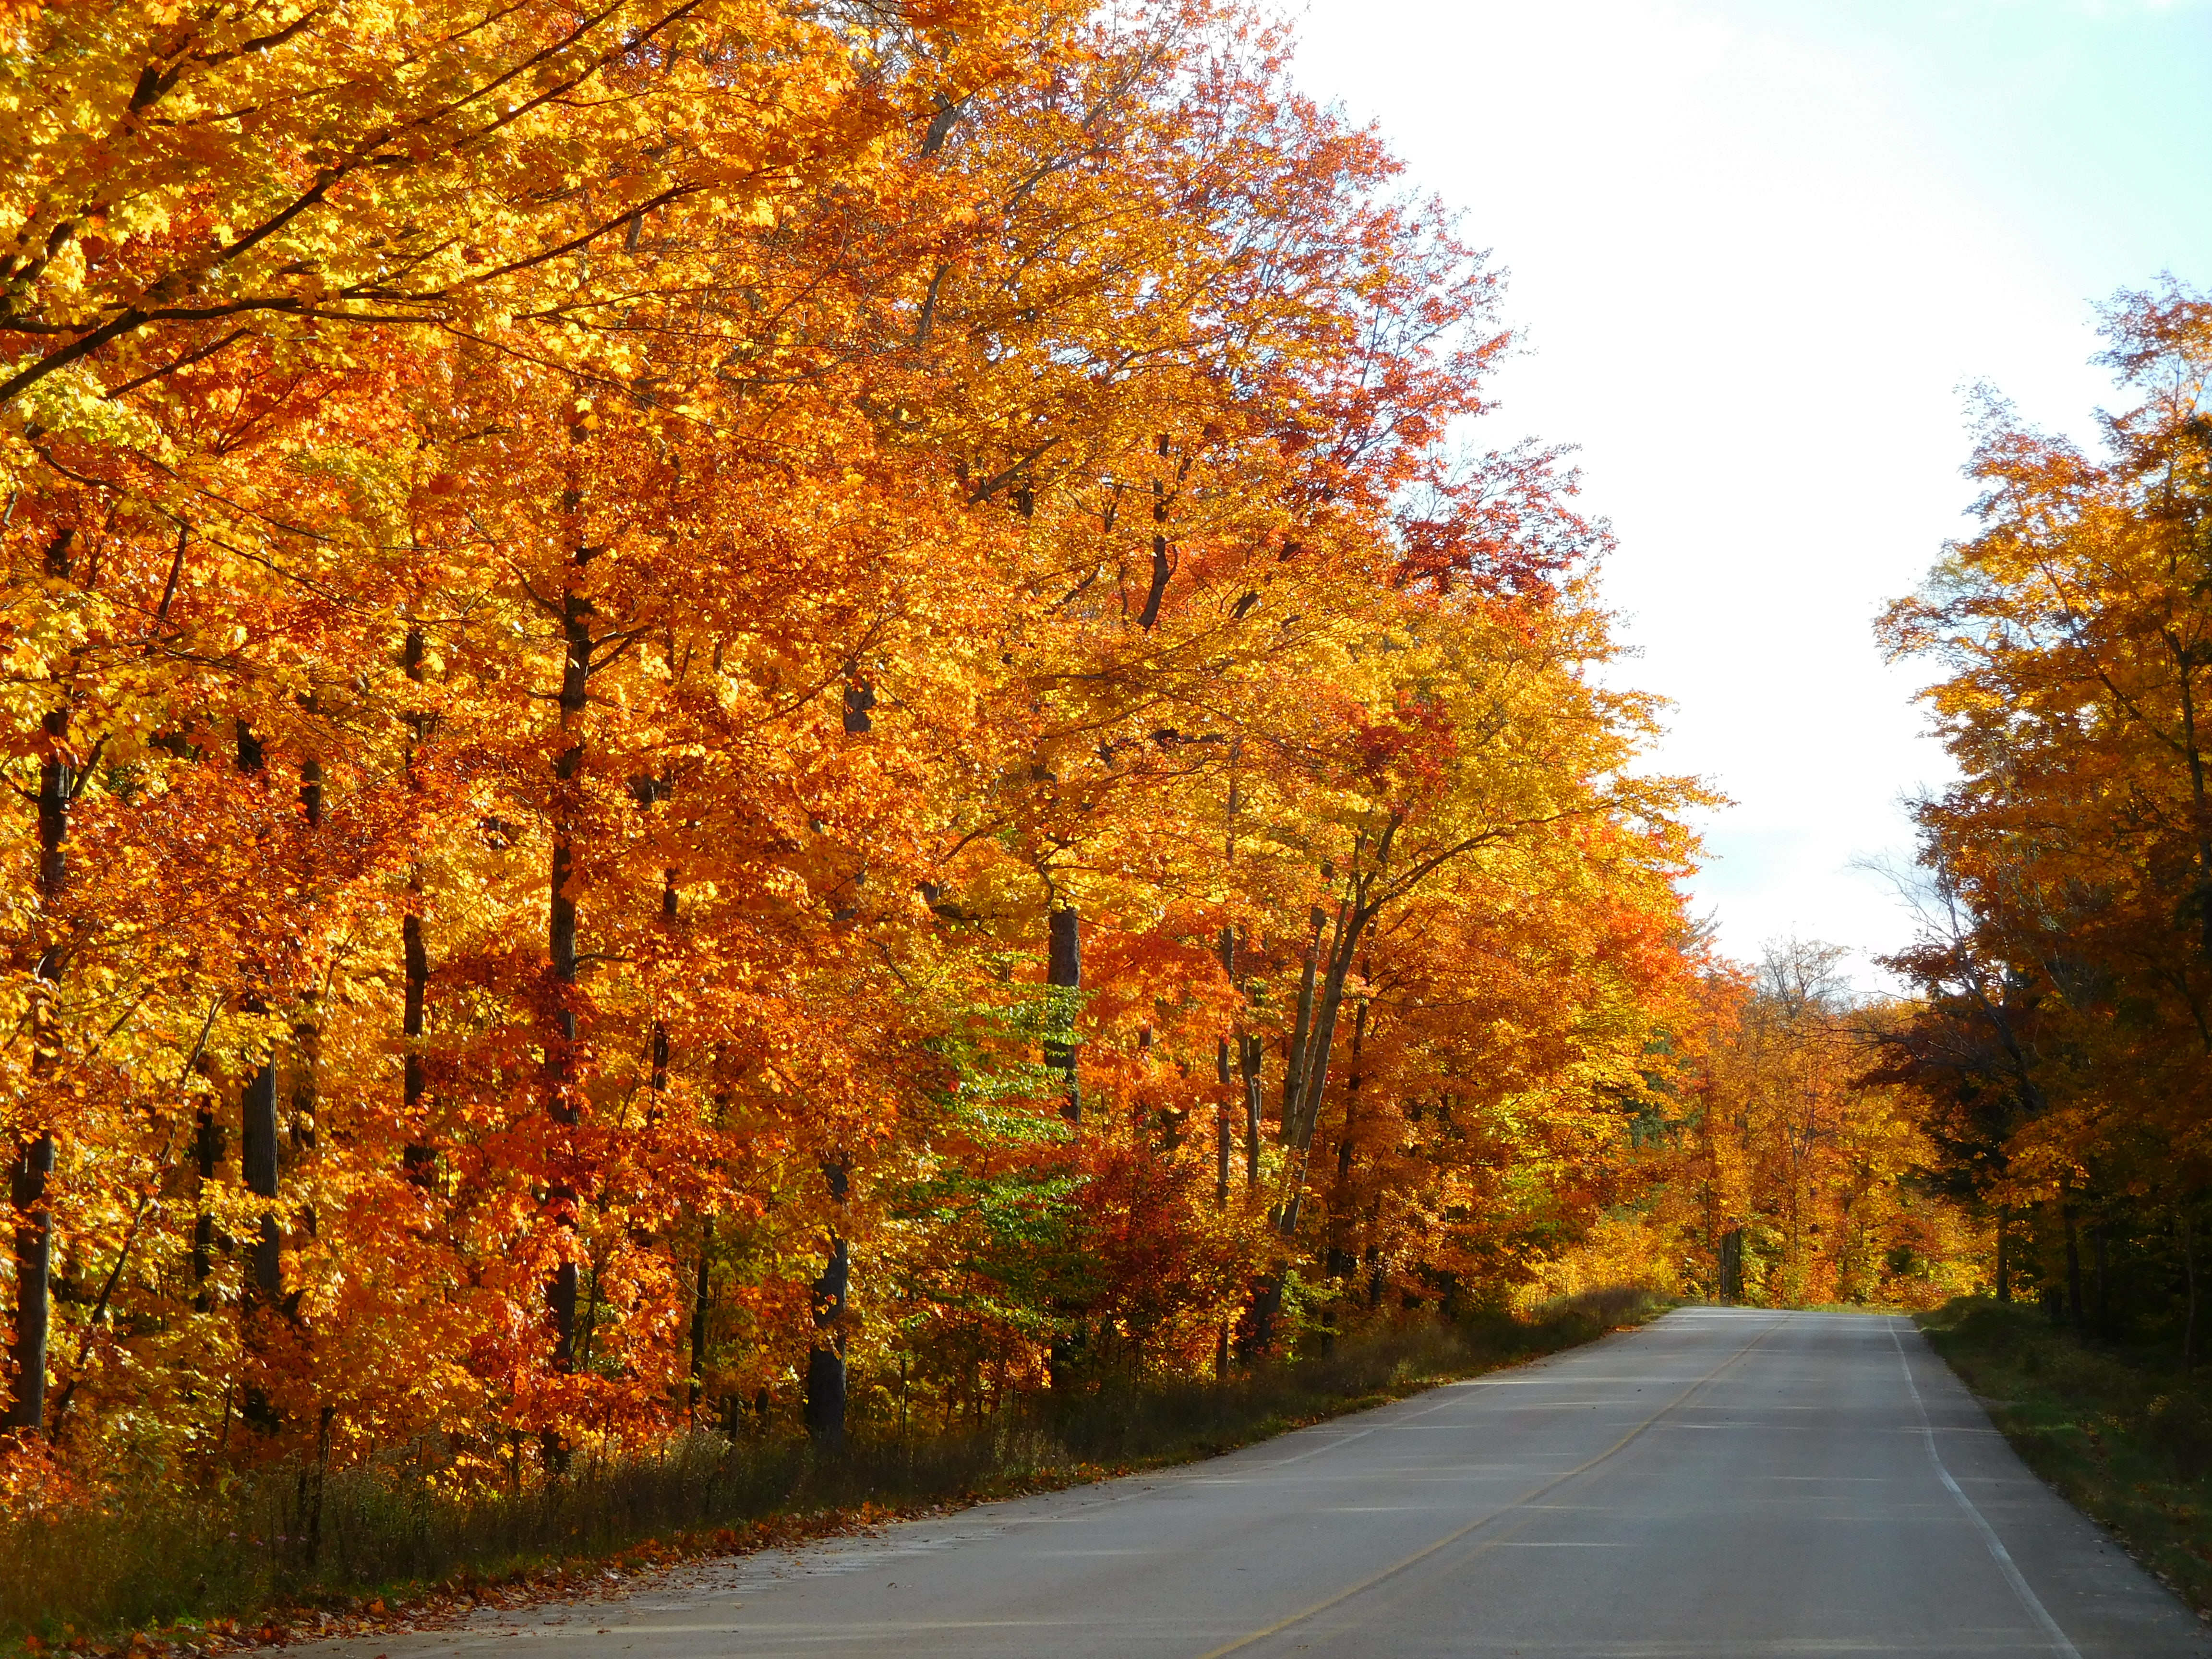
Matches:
[1889,1318,2083,1659]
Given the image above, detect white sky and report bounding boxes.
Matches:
[1284,0,2212,985]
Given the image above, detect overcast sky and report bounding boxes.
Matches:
[1282,0,2212,984]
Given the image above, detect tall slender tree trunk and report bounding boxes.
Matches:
[1254,890,1342,1345]
[401,626,436,1187]
[1260,877,1376,1340]
[1718,1228,1743,1304]
[1136,434,1180,632]
[1326,999,1368,1279]
[805,1160,851,1450]
[5,1135,54,1433]
[2168,647,2212,964]
[689,1218,713,1419]
[235,722,283,1308]
[1046,905,1081,1122]
[1279,890,1371,1236]
[1279,906,1325,1143]
[1994,1204,2010,1303]
[8,529,78,1434]
[401,912,433,1186]
[1240,1035,1262,1193]
[545,579,591,1394]
[291,756,322,1248]
[242,1060,282,1304]
[1215,927,1234,1208]
[540,436,602,1470]
[648,867,675,1121]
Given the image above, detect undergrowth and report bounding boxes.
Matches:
[0,1287,1666,1649]
[1920,1296,2212,1616]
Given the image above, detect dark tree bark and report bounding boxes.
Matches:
[640,788,675,1122]
[291,756,322,1256]
[7,529,78,1433]
[537,426,640,1470]
[1279,906,1325,1144]
[2168,637,2212,964]
[805,1160,851,1450]
[689,1218,713,1417]
[1240,1035,1262,1193]
[842,672,875,734]
[1325,999,1368,1280]
[1995,1204,2010,1304]
[241,1057,282,1305]
[544,575,590,1394]
[401,626,437,1186]
[236,722,283,1308]
[1046,904,1081,1122]
[1279,889,1374,1237]
[5,1136,54,1432]
[1215,928,1234,1207]
[401,913,433,1187]
[1135,434,1187,632]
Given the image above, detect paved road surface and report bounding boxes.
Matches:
[313,1310,2210,1658]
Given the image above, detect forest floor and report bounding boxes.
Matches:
[1,1288,1670,1657]
[1920,1295,2212,1616]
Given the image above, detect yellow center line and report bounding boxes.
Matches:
[1190,1314,1790,1659]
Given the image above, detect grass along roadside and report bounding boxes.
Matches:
[1918,1296,2212,1618]
[0,1287,1669,1656]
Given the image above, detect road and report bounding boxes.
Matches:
[313,1310,2209,1659]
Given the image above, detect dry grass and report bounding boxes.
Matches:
[1920,1296,2212,1616]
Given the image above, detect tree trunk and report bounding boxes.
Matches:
[545,579,592,1382]
[689,1218,713,1418]
[5,1136,54,1431]
[1240,1035,1262,1193]
[236,722,283,1309]
[629,772,679,1125]
[2168,643,2212,964]
[1136,434,1175,631]
[8,530,77,1432]
[401,912,433,1186]
[1278,906,1325,1143]
[1046,904,1081,1122]
[1279,895,1370,1236]
[805,1161,851,1451]
[290,757,321,1276]
[1995,1204,2009,1303]
[1289,903,1362,1156]
[536,509,598,1473]
[1215,927,1234,1207]
[1326,999,1368,1279]
[401,626,436,1186]
[242,1059,282,1305]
